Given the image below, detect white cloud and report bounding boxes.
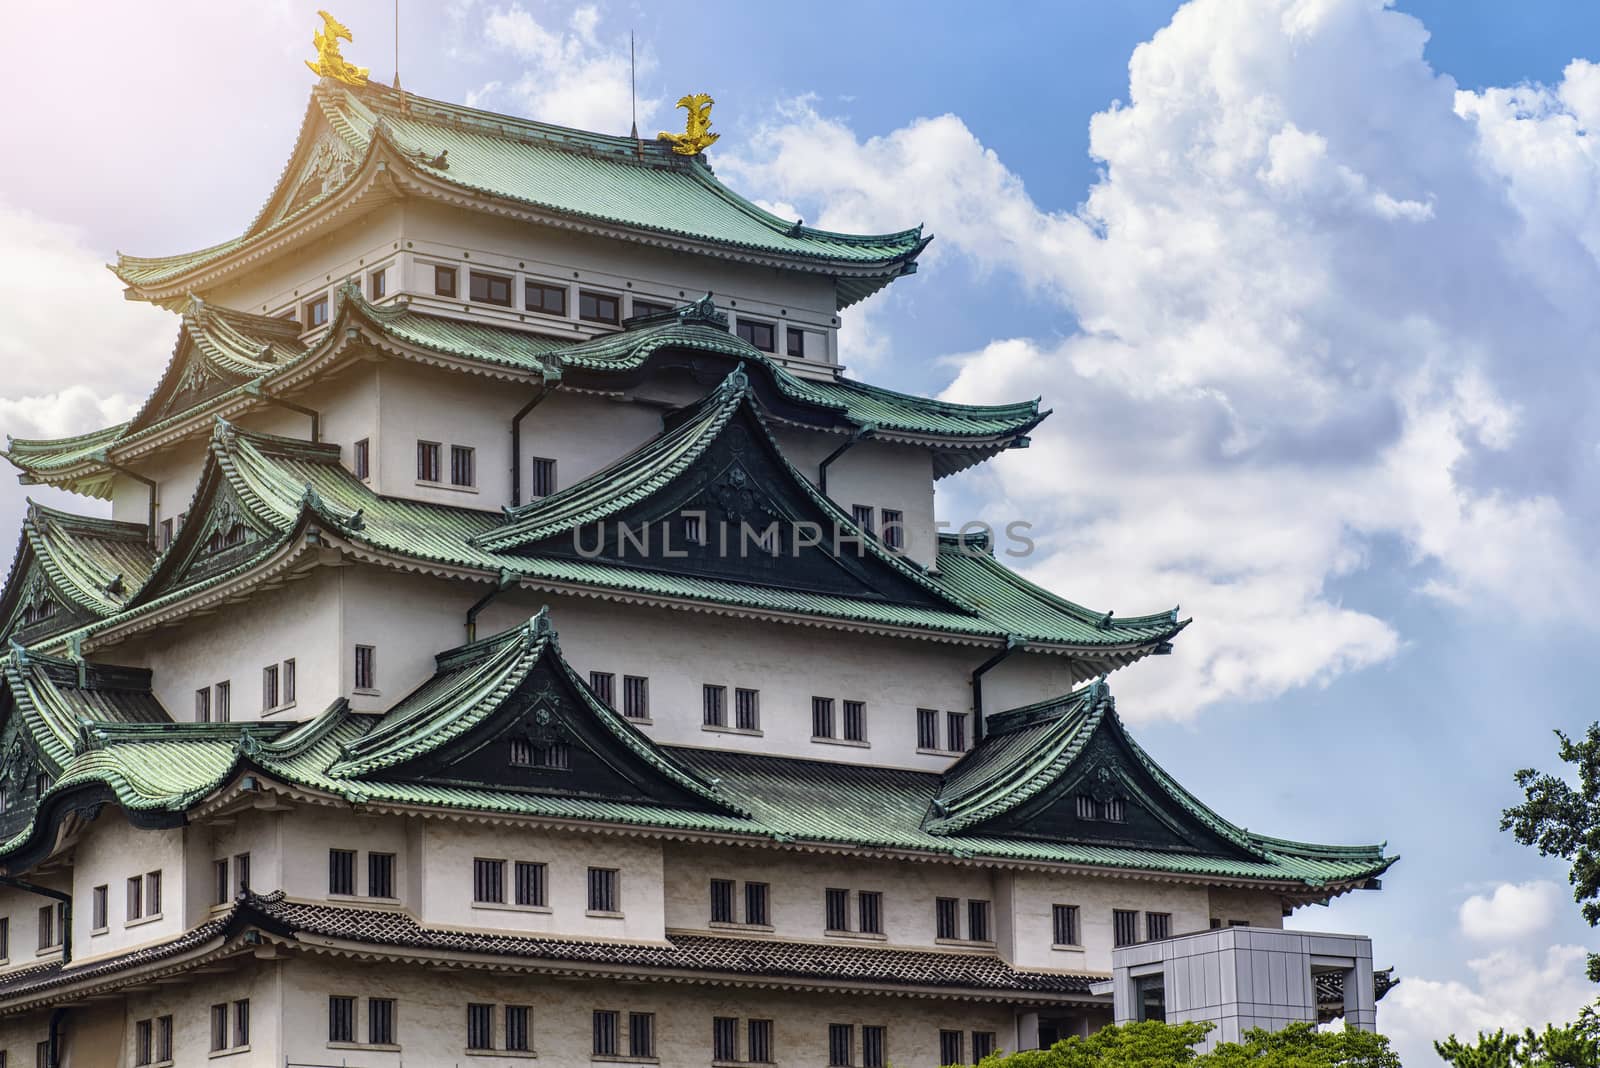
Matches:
[722,0,1600,719]
[472,4,659,134]
[1459,881,1564,942]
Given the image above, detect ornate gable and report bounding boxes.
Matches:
[0,701,52,844]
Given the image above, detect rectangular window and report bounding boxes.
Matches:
[973,1031,997,1060]
[939,1030,964,1067]
[851,503,875,535]
[145,870,162,916]
[917,708,939,750]
[368,997,393,1048]
[863,1025,887,1067]
[710,878,735,923]
[859,890,884,934]
[631,298,672,318]
[417,440,441,481]
[283,659,296,704]
[159,518,174,550]
[735,688,761,731]
[592,1010,619,1056]
[515,861,547,907]
[842,700,867,742]
[623,675,649,720]
[579,290,621,324]
[467,1002,494,1050]
[702,684,727,728]
[353,438,370,479]
[587,867,619,913]
[786,326,806,358]
[370,267,387,299]
[262,663,279,710]
[749,1018,774,1063]
[589,671,615,706]
[210,1003,228,1052]
[231,999,249,1048]
[214,859,230,906]
[470,270,513,307]
[881,508,903,551]
[828,1023,854,1067]
[968,899,991,942]
[825,887,848,932]
[1053,903,1080,946]
[0,916,10,958]
[736,318,776,352]
[529,456,557,498]
[681,512,705,545]
[215,680,231,722]
[35,1042,47,1068]
[505,1005,532,1052]
[1147,911,1172,942]
[628,1012,655,1058]
[329,849,356,896]
[126,876,142,922]
[434,264,457,297]
[235,852,251,894]
[368,852,395,899]
[526,281,568,316]
[474,858,505,904]
[745,881,770,926]
[1077,794,1126,822]
[713,1016,738,1061]
[812,696,835,739]
[935,896,960,940]
[195,687,210,723]
[156,1016,173,1062]
[354,644,376,691]
[1114,908,1140,948]
[305,295,329,327]
[947,711,969,752]
[135,1019,152,1066]
[450,444,476,487]
[328,995,355,1043]
[91,884,107,931]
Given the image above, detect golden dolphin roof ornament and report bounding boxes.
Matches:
[305,10,369,87]
[657,93,720,157]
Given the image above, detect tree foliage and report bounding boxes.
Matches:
[1434,1005,1600,1067]
[957,1020,1399,1067]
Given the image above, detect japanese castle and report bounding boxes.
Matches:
[0,26,1394,1068]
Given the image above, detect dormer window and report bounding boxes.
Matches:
[470,271,512,307]
[20,594,55,627]
[304,296,329,328]
[434,265,458,297]
[526,281,567,316]
[510,739,570,770]
[1076,794,1126,822]
[579,290,620,325]
[736,318,776,352]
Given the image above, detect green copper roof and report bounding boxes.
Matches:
[115,83,927,308]
[0,503,152,627]
[1,649,168,772]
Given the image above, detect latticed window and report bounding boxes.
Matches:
[623,675,649,719]
[328,996,355,1043]
[473,858,505,903]
[589,671,614,706]
[935,896,960,940]
[881,508,904,551]
[587,867,619,912]
[939,1030,964,1067]
[592,1010,619,1056]
[417,441,441,482]
[1114,908,1140,948]
[354,645,376,691]
[843,700,867,742]
[702,684,727,728]
[369,852,395,898]
[450,445,476,487]
[367,998,393,1045]
[917,708,939,750]
[628,1012,655,1058]
[328,849,355,896]
[748,1019,774,1063]
[811,697,835,739]
[1147,911,1172,941]
[529,457,557,498]
[858,890,883,934]
[947,711,969,752]
[466,1003,493,1050]
[851,503,875,536]
[968,899,991,942]
[510,739,569,769]
[710,879,736,923]
[745,882,770,926]
[505,1005,532,1052]
[1053,903,1080,946]
[828,1023,853,1067]
[735,688,760,731]
[713,1017,738,1061]
[825,887,849,931]
[974,1032,997,1060]
[134,1019,152,1066]
[863,1025,887,1067]
[515,861,546,907]
[1077,794,1125,822]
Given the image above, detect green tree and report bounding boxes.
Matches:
[956,1020,1399,1067]
[1434,1006,1600,1067]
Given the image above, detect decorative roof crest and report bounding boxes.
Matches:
[304,10,368,87]
[676,293,728,329]
[657,93,719,156]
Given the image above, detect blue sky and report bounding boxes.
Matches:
[4,2,1600,1061]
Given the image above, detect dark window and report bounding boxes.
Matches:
[710,878,736,923]
[592,1010,619,1056]
[973,1031,997,1060]
[1114,908,1140,948]
[703,684,727,728]
[35,1041,47,1068]
[589,671,615,706]
[369,852,395,898]
[156,1016,173,1062]
[578,290,621,324]
[136,1019,152,1065]
[284,660,296,703]
[1147,911,1172,942]
[474,858,505,903]
[713,1016,738,1061]
[1,916,10,958]
[812,696,835,739]
[843,700,866,742]
[145,871,161,916]
[859,890,883,934]
[735,688,760,731]
[305,296,329,327]
[234,999,250,1047]
[214,681,231,723]
[417,440,441,481]
[935,896,959,940]
[825,887,848,931]
[36,902,56,949]
[623,675,649,719]
[628,1012,655,1058]
[529,457,557,498]
[786,327,806,358]
[881,508,903,551]
[1230,919,1251,927]
[939,1030,964,1066]
[1077,794,1126,822]
[632,298,672,318]
[681,512,705,545]
[450,445,476,487]
[470,271,513,307]
[329,849,356,895]
[851,503,875,535]
[745,881,770,926]
[159,518,173,550]
[863,1025,887,1067]
[353,438,370,479]
[235,852,251,894]
[368,997,393,1045]
[736,318,776,351]
[526,281,567,315]
[749,1018,774,1063]
[370,268,387,299]
[505,1005,531,1052]
[1053,903,1080,946]
[515,861,547,907]
[126,877,142,921]
[947,711,969,752]
[510,739,569,769]
[91,884,107,930]
[262,663,279,710]
[1135,973,1167,1023]
[329,995,355,1043]
[434,264,457,297]
[588,867,619,912]
[968,899,991,942]
[917,709,939,750]
[467,1002,494,1050]
[214,859,230,906]
[355,645,376,690]
[828,1023,853,1067]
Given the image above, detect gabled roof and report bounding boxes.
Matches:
[114,82,928,309]
[0,647,168,772]
[0,503,153,643]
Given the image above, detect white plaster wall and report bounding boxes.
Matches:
[69,820,185,963]
[114,954,282,1067]
[0,874,67,976]
[0,1008,57,1068]
[338,565,467,713]
[774,429,941,569]
[1209,886,1286,929]
[278,807,410,904]
[1001,869,1218,973]
[518,389,665,493]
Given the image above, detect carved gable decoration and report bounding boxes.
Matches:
[0,707,49,843]
[156,485,273,595]
[0,565,88,646]
[280,132,357,224]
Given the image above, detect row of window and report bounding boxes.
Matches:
[916,707,972,753]
[329,849,396,899]
[812,696,868,744]
[214,852,251,905]
[416,440,477,487]
[294,265,392,329]
[848,504,905,552]
[90,871,162,932]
